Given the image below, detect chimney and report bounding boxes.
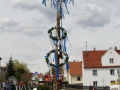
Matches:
[93,47,96,51]
[115,46,117,52]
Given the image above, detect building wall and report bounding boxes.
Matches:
[101,48,120,66]
[71,76,83,84]
[63,68,69,81]
[68,71,83,84]
[83,68,120,86]
[68,71,71,83]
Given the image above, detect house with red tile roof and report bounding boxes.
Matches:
[83,46,120,87]
[68,61,83,84]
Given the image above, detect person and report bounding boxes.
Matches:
[28,80,31,90]
[8,83,12,90]
[19,81,23,90]
[11,82,15,90]
[2,80,6,90]
[92,86,96,90]
[15,79,18,90]
[0,82,1,90]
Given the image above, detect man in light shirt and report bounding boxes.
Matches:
[2,80,6,90]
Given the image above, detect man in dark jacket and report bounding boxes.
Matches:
[8,83,12,90]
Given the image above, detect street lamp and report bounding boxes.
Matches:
[0,57,2,74]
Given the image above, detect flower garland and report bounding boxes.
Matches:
[45,49,69,67]
[48,27,67,41]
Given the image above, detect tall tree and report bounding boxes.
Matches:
[13,59,30,74]
[13,59,30,80]
[6,56,15,78]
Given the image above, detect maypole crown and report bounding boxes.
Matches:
[42,0,74,18]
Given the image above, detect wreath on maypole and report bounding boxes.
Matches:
[48,27,67,41]
[45,26,69,67]
[45,49,69,67]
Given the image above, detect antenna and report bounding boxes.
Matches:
[85,42,87,51]
[85,42,88,55]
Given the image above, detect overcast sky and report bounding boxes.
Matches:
[1,0,120,74]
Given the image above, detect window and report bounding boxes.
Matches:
[77,77,80,81]
[109,58,114,63]
[110,69,115,75]
[93,81,97,86]
[93,70,97,76]
[111,81,115,83]
[111,81,115,85]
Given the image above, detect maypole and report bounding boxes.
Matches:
[42,0,74,90]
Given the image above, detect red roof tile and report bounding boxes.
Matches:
[69,61,82,76]
[83,50,120,68]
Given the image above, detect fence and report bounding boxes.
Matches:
[66,84,110,90]
[38,81,110,90]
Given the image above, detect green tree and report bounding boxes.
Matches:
[6,57,15,78]
[13,59,30,74]
[0,67,7,81]
[13,59,30,80]
[0,72,4,83]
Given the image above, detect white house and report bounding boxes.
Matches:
[83,46,120,87]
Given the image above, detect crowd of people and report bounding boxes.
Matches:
[0,80,27,90]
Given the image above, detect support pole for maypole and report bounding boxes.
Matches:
[54,12,60,90]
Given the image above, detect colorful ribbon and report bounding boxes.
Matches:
[42,0,74,18]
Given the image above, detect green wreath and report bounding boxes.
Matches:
[45,49,69,67]
[48,27,67,41]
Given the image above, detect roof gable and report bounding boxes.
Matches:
[83,48,120,68]
[101,47,120,59]
[69,61,82,76]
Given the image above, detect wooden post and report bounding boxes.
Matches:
[53,13,60,90]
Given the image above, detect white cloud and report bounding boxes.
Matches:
[1,0,120,74]
[0,18,20,29]
[73,4,111,28]
[0,17,52,37]
[11,0,56,21]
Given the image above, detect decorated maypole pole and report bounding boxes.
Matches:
[42,0,74,90]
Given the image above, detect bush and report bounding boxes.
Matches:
[89,85,92,90]
[37,85,49,90]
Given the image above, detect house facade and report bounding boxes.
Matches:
[83,47,120,87]
[31,72,43,81]
[68,61,83,84]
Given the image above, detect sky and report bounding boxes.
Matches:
[1,0,120,74]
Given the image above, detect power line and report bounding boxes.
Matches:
[111,39,120,47]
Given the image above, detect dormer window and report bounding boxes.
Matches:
[109,58,114,63]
